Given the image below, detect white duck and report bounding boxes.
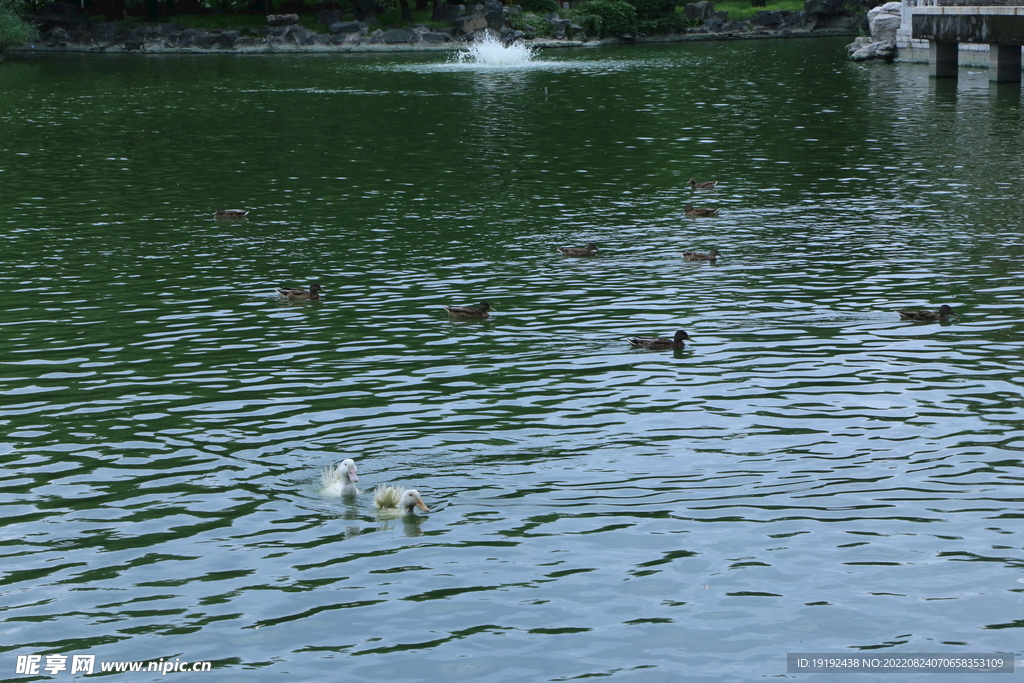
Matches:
[374,486,429,516]
[321,458,360,496]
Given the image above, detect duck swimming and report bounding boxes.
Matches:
[277,283,325,300]
[558,243,598,257]
[684,205,720,217]
[627,330,692,350]
[688,178,718,190]
[321,458,360,496]
[896,305,957,321]
[444,301,494,319]
[214,209,249,220]
[683,249,722,262]
[374,486,429,516]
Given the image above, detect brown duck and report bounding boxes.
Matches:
[444,301,494,319]
[896,305,957,321]
[627,330,692,350]
[214,209,249,220]
[277,283,325,300]
[558,243,598,257]
[688,178,718,190]
[684,205,720,217]
[682,249,722,262]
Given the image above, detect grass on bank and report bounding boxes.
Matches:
[706,0,806,22]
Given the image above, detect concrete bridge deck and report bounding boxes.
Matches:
[900,2,1024,80]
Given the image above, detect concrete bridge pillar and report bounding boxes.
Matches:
[929,41,960,78]
[989,44,1022,84]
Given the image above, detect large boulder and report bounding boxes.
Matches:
[483,0,503,30]
[684,0,714,21]
[382,28,414,42]
[285,25,317,44]
[329,20,365,32]
[867,1,901,42]
[751,10,784,27]
[454,13,488,32]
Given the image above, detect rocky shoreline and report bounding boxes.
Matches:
[13,1,864,55]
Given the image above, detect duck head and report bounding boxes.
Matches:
[401,489,429,513]
[339,458,359,483]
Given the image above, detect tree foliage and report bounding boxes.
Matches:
[0,0,38,53]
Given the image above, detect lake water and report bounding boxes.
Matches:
[1,37,1023,682]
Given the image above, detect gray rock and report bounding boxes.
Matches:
[266,13,299,26]
[870,13,900,42]
[144,26,165,39]
[329,21,366,33]
[286,25,317,45]
[158,22,185,35]
[850,38,895,60]
[455,14,488,32]
[703,10,728,30]
[421,31,451,42]
[45,25,70,45]
[549,17,571,37]
[484,0,503,29]
[193,29,237,48]
[178,28,203,46]
[332,30,364,44]
[751,10,784,26]
[382,28,414,42]
[92,21,117,42]
[866,0,900,24]
[845,35,870,52]
[684,1,714,21]
[782,10,808,27]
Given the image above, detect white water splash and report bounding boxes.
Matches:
[455,33,538,67]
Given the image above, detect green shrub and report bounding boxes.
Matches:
[0,0,37,53]
[520,0,559,14]
[570,0,636,36]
